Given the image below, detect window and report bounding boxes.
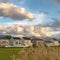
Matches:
[19,42,21,44]
[16,42,18,44]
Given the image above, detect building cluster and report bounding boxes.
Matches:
[0,36,60,47]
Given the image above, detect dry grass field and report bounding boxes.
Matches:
[10,45,60,60]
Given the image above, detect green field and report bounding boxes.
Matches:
[0,47,22,60]
[0,47,60,60]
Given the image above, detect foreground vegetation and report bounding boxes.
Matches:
[0,45,60,60]
[0,47,22,60]
[10,45,60,60]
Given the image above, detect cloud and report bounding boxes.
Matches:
[4,21,28,26]
[39,10,49,15]
[51,21,60,28]
[51,17,59,21]
[50,0,60,4]
[45,0,60,4]
[54,0,60,3]
[46,18,60,28]
[57,10,60,13]
[3,12,46,25]
[0,22,59,38]
[29,13,46,25]
[0,24,51,37]
[17,0,25,4]
[26,12,46,25]
[0,0,10,3]
[0,3,34,20]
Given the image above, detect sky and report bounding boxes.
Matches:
[0,0,60,25]
[0,0,60,38]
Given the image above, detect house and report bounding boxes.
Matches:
[51,38,59,46]
[58,41,60,46]
[23,37,32,47]
[36,39,45,46]
[9,37,33,47]
[0,37,9,47]
[44,41,54,47]
[31,38,44,47]
[0,35,59,47]
[9,37,24,47]
[0,36,33,47]
[44,38,59,47]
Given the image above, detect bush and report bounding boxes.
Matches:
[5,35,11,39]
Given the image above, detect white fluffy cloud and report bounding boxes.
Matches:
[0,24,51,37]
[0,0,10,3]
[0,22,60,38]
[0,3,34,20]
[4,21,28,26]
[3,12,46,25]
[54,0,60,3]
[31,13,45,25]
[17,0,25,4]
[23,12,46,25]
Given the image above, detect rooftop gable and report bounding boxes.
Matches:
[23,37,31,40]
[12,37,21,40]
[51,38,58,41]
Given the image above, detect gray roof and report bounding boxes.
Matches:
[0,37,8,40]
[45,41,53,43]
[13,37,21,40]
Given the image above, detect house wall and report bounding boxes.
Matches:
[53,41,59,46]
[9,38,14,46]
[45,43,54,47]
[0,39,9,47]
[51,39,59,46]
[13,40,23,47]
[31,40,36,46]
[8,38,25,47]
[24,40,32,47]
[36,40,44,46]
[32,40,45,47]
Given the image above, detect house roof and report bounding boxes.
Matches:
[42,37,52,41]
[23,37,44,41]
[45,41,53,43]
[13,37,21,40]
[0,37,8,40]
[32,38,44,41]
[51,38,58,41]
[23,37,31,40]
[58,41,60,43]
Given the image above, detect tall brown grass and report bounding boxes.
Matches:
[10,45,60,60]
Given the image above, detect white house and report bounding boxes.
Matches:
[45,38,59,47]
[51,38,59,46]
[31,38,44,46]
[9,37,24,47]
[0,37,33,47]
[0,37,9,47]
[0,36,59,47]
[45,41,54,47]
[23,37,33,47]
